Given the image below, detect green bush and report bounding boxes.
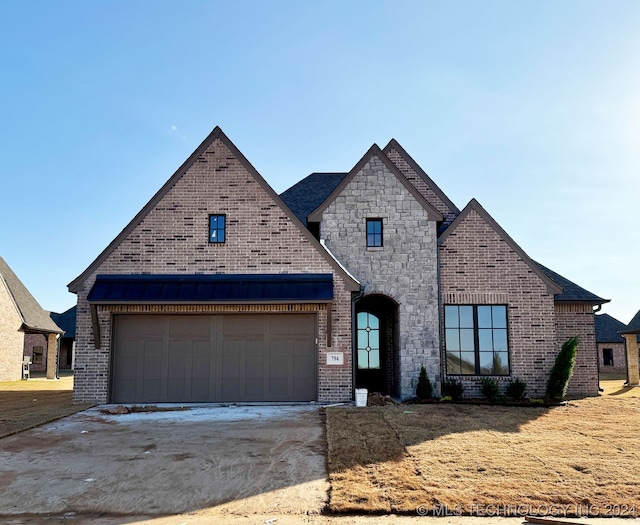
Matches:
[416,366,433,400]
[442,378,464,401]
[506,377,527,401]
[481,377,501,403]
[545,336,579,401]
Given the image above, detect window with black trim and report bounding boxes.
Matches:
[445,305,509,375]
[32,346,44,364]
[366,218,383,247]
[209,214,226,243]
[603,348,614,366]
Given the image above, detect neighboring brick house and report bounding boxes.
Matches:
[0,257,63,380]
[621,309,640,386]
[595,313,628,374]
[70,127,606,404]
[50,306,76,370]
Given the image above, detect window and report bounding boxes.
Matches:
[445,305,509,375]
[366,218,383,247]
[32,346,44,364]
[603,348,614,366]
[357,312,380,369]
[209,214,226,243]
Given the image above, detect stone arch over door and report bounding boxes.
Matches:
[355,294,399,395]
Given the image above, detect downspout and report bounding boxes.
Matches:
[351,288,365,397]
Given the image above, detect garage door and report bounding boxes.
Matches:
[111,314,317,403]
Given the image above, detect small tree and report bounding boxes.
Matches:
[545,336,579,401]
[506,377,527,401]
[481,377,500,403]
[442,378,464,401]
[416,366,433,400]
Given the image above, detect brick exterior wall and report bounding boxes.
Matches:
[0,278,25,381]
[319,154,440,399]
[555,303,599,397]
[73,136,353,404]
[23,333,48,373]
[439,208,558,398]
[597,342,627,374]
[385,147,458,228]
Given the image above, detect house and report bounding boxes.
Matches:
[50,306,76,370]
[0,257,64,380]
[69,127,607,404]
[621,309,640,386]
[595,313,628,374]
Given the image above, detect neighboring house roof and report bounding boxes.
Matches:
[595,313,626,343]
[438,199,563,296]
[0,257,63,334]
[535,263,609,305]
[622,308,640,334]
[307,145,444,223]
[68,127,360,293]
[280,172,347,225]
[50,306,76,339]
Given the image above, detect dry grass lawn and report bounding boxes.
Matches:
[326,387,640,517]
[0,373,94,438]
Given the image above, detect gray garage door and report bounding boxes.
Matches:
[111,314,317,403]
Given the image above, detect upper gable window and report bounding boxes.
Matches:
[209,214,226,243]
[366,218,383,247]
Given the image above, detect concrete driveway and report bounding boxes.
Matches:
[0,404,328,518]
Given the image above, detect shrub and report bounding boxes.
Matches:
[440,395,453,403]
[506,377,527,401]
[545,336,579,401]
[481,378,500,403]
[442,378,464,401]
[416,366,433,400]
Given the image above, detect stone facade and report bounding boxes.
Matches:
[0,276,24,381]
[318,152,441,398]
[439,205,559,398]
[71,132,355,404]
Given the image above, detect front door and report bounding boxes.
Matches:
[355,311,385,392]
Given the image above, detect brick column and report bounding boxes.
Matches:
[46,333,58,380]
[624,334,639,386]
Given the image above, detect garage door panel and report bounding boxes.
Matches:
[113,314,316,403]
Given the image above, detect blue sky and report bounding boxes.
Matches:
[1,1,639,323]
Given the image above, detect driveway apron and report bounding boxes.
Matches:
[0,405,328,516]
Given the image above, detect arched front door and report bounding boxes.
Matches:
[355,294,398,395]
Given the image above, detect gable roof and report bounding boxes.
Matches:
[622,308,640,334]
[307,144,444,223]
[50,306,76,339]
[438,199,563,296]
[383,139,460,217]
[595,313,626,343]
[0,257,63,334]
[280,172,347,225]
[68,127,360,293]
[535,263,609,305]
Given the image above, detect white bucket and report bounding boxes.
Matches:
[355,388,368,407]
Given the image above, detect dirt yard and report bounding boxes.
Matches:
[326,390,640,517]
[0,373,94,438]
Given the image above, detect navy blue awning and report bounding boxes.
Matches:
[87,274,334,303]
